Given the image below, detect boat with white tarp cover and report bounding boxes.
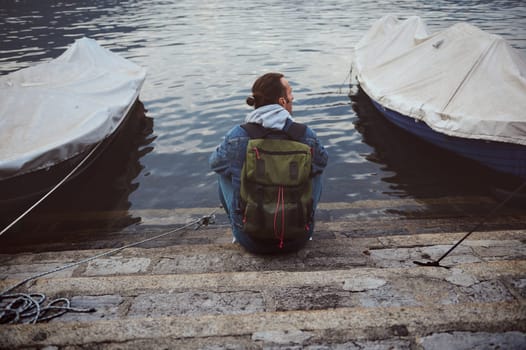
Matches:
[0,37,146,203]
[351,15,526,179]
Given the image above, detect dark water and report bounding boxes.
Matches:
[1,1,525,237]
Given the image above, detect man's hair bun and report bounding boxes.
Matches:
[248,73,285,109]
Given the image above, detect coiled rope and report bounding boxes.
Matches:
[0,209,218,324]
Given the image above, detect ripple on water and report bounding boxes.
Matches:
[0,0,524,213]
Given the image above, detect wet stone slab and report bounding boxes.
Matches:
[369,245,481,268]
[152,250,368,275]
[267,286,358,312]
[417,331,526,350]
[84,257,151,276]
[128,291,265,317]
[471,243,526,261]
[356,283,419,308]
[152,252,240,274]
[93,336,260,350]
[266,284,415,311]
[459,280,516,303]
[0,263,74,280]
[251,333,413,350]
[34,265,522,323]
[50,295,124,322]
[509,278,526,299]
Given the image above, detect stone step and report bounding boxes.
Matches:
[3,197,526,253]
[0,259,524,320]
[1,229,524,279]
[0,231,524,320]
[1,301,524,349]
[7,196,508,226]
[0,210,524,348]
[45,198,526,232]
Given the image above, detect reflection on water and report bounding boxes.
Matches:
[349,88,523,199]
[0,1,525,238]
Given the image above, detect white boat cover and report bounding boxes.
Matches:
[0,37,146,180]
[352,15,526,146]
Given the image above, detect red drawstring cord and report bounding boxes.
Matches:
[253,147,260,159]
[280,187,285,248]
[274,186,285,248]
[254,146,288,248]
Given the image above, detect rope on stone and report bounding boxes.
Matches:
[0,293,96,324]
[414,180,526,269]
[0,208,218,324]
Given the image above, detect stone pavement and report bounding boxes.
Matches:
[0,199,525,349]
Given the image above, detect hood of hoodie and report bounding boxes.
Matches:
[244,104,293,130]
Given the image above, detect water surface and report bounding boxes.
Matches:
[1,0,525,235]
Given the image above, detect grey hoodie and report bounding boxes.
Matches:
[244,104,293,130]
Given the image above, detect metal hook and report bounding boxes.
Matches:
[413,260,450,269]
[195,214,216,230]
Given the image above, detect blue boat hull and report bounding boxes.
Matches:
[371,100,526,179]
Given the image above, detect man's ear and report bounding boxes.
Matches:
[278,97,288,106]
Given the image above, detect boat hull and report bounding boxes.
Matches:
[0,99,142,206]
[370,100,526,179]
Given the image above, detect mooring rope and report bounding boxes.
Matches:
[0,141,104,237]
[1,97,144,237]
[414,180,526,268]
[0,135,105,324]
[0,208,218,324]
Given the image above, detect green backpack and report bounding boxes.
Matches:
[239,122,313,249]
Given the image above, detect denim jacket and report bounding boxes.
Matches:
[209,118,329,222]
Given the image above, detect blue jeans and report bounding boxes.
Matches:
[218,174,323,254]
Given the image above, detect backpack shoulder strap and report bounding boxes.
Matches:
[241,122,307,141]
[285,122,307,141]
[240,123,269,139]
